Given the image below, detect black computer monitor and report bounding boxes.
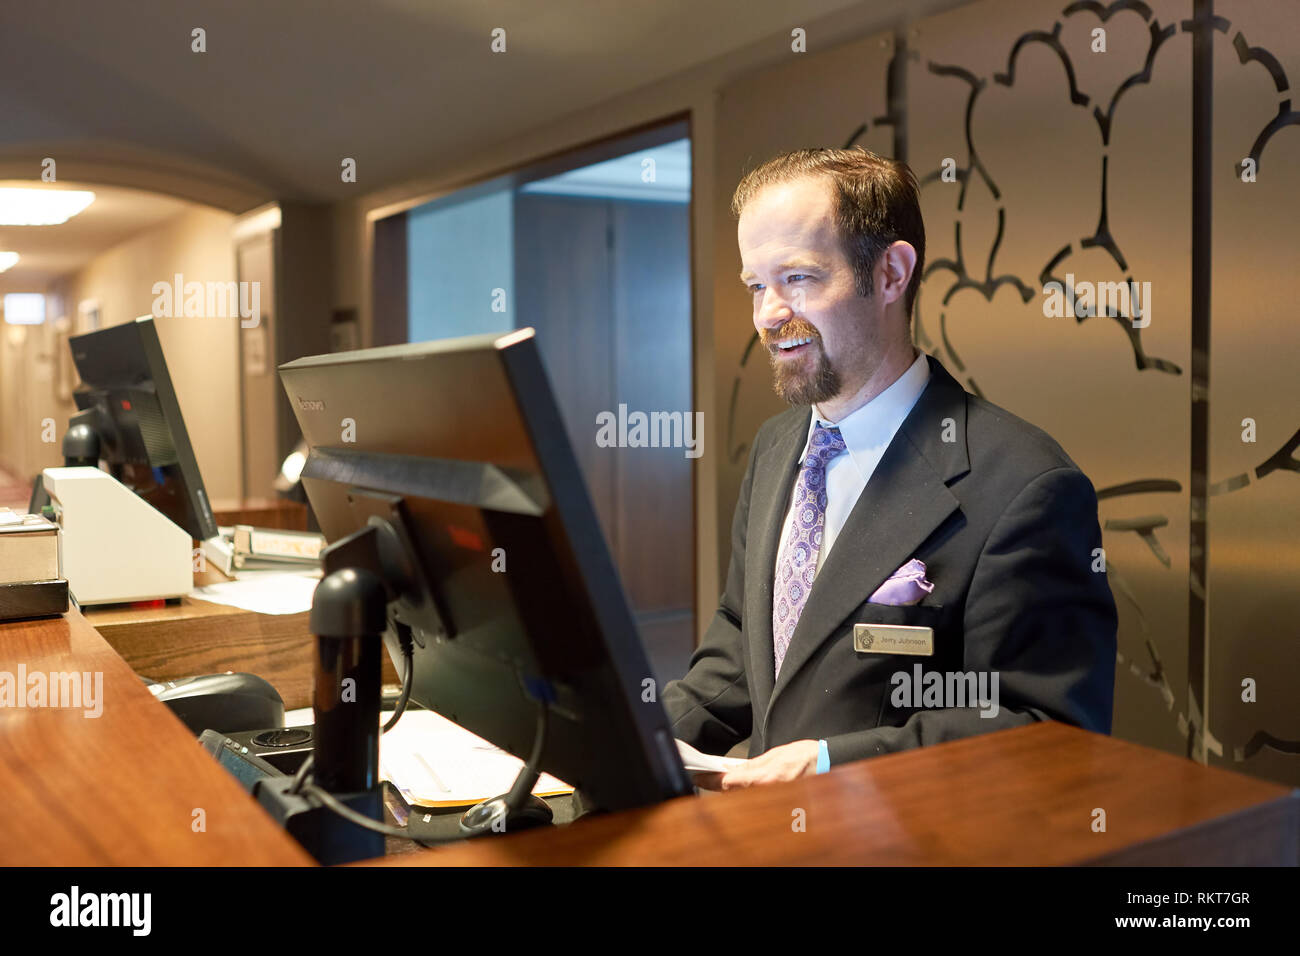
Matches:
[278,328,692,813]
[62,317,218,541]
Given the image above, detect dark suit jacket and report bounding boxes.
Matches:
[662,353,1117,766]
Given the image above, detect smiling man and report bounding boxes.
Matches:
[661,146,1117,789]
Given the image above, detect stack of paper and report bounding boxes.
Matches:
[380,709,574,808]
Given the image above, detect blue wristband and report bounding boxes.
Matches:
[816,739,830,774]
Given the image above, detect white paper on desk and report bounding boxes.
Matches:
[380,709,574,808]
[675,738,747,774]
[188,570,322,615]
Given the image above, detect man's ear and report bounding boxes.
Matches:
[879,241,918,306]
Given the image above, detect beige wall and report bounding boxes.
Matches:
[0,316,65,493]
[4,205,243,502]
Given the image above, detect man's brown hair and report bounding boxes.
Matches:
[731,146,926,320]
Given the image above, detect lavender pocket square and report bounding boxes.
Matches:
[868,558,934,606]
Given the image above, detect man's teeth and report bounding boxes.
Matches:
[777,336,813,350]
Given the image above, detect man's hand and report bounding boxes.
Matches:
[693,739,820,791]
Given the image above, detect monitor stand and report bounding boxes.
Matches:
[244,563,388,865]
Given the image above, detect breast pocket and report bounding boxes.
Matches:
[853,602,945,629]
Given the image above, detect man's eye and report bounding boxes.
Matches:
[748,283,764,293]
[787,274,808,282]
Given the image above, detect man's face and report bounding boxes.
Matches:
[738,176,890,411]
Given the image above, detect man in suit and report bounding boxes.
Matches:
[662,146,1117,788]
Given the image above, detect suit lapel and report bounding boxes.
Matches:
[743,408,810,719]
[761,355,972,736]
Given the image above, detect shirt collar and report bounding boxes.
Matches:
[801,348,931,480]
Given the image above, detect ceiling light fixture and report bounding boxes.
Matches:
[0,187,96,225]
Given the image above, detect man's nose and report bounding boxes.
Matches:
[754,287,793,330]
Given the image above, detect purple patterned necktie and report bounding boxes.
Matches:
[773,423,847,677]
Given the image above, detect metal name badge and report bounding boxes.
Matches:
[853,623,934,656]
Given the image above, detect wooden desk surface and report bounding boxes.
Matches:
[370,722,1298,866]
[0,607,313,865]
[83,568,397,710]
[84,590,318,710]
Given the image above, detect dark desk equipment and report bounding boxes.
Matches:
[199,726,315,787]
[257,328,690,859]
[146,672,285,735]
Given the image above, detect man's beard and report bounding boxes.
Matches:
[762,322,842,407]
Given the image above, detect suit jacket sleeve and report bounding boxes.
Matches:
[660,439,759,755]
[825,465,1118,767]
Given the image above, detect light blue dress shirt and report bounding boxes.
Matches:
[780,349,931,773]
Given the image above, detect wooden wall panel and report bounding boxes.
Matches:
[909,0,1195,762]
[1207,0,1300,784]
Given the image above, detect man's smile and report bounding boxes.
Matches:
[768,331,822,362]
[775,335,815,352]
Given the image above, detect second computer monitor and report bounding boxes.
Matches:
[67,316,218,540]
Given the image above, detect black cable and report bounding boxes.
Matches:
[289,753,315,795]
[301,783,414,839]
[500,697,549,813]
[524,698,548,769]
[382,626,414,733]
